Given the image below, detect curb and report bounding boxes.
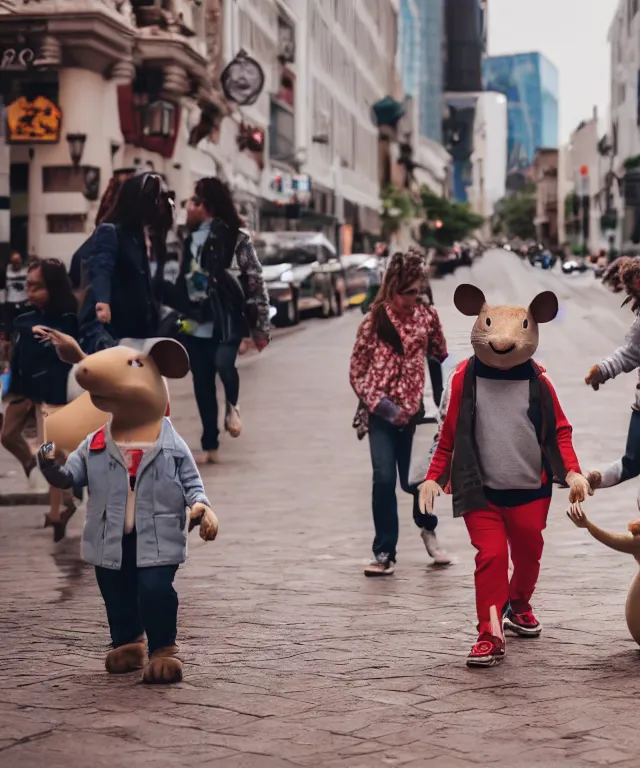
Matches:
[0,491,49,507]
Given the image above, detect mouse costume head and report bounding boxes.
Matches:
[38,332,190,452]
[454,284,558,370]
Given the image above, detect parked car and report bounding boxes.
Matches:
[341,253,381,307]
[254,232,346,327]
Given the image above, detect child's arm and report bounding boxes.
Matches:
[175,436,211,509]
[591,317,640,385]
[37,440,88,490]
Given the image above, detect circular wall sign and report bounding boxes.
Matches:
[221,50,265,107]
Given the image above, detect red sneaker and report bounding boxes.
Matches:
[466,633,505,668]
[503,608,541,638]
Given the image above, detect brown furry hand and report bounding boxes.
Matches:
[189,503,218,542]
[586,470,602,491]
[585,365,604,391]
[567,472,592,504]
[419,480,442,515]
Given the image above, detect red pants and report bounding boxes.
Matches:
[464,497,551,636]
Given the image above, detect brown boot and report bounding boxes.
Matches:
[142,645,183,684]
[105,637,147,674]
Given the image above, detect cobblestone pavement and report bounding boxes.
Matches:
[3,251,640,768]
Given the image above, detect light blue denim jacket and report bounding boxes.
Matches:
[43,418,210,570]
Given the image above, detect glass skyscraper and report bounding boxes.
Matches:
[483,52,559,190]
[417,0,443,144]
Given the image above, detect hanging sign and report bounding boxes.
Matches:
[220,49,265,106]
[6,95,62,144]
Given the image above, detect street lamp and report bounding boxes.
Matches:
[66,133,86,167]
[140,100,176,138]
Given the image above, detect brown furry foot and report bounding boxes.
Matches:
[587,470,602,490]
[105,638,147,674]
[142,645,183,684]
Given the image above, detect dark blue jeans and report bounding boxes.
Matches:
[180,334,240,451]
[368,414,438,562]
[95,531,179,655]
[621,410,640,481]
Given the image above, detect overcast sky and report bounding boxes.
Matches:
[488,0,620,143]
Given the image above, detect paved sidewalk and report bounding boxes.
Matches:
[2,252,640,767]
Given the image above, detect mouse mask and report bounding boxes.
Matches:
[43,337,190,452]
[454,284,559,370]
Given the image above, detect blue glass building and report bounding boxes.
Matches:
[397,0,444,144]
[483,52,559,190]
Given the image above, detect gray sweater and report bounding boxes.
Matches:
[598,315,640,411]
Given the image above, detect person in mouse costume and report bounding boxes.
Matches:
[34,327,218,684]
[419,285,591,667]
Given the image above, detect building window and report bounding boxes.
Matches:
[42,166,85,194]
[10,163,28,194]
[269,98,294,162]
[46,214,87,234]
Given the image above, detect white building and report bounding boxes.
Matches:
[0,0,399,263]
[608,0,640,249]
[303,0,398,250]
[565,110,608,254]
[468,91,507,235]
[0,0,233,263]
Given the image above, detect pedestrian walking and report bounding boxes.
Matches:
[163,177,271,465]
[586,257,640,492]
[349,251,451,577]
[1,258,79,539]
[3,251,29,338]
[78,173,172,352]
[69,176,125,303]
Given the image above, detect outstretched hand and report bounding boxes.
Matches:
[585,365,604,391]
[566,502,589,529]
[567,471,592,505]
[33,326,86,364]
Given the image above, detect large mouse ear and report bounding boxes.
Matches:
[529,291,558,324]
[145,338,190,379]
[454,284,486,316]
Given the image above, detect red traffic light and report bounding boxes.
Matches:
[580,165,588,176]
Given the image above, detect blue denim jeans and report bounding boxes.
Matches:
[368,414,438,562]
[95,531,179,654]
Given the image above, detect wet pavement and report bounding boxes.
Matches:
[2,250,640,767]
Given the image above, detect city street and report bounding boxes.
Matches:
[3,249,640,767]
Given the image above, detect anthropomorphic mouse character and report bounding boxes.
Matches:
[568,505,640,645]
[35,327,218,685]
[419,284,591,668]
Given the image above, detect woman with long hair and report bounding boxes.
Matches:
[350,252,451,576]
[78,172,172,349]
[163,176,270,464]
[1,258,79,539]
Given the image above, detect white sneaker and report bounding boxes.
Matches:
[420,529,452,565]
[225,405,242,438]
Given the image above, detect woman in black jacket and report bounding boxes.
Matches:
[78,173,172,350]
[1,259,79,540]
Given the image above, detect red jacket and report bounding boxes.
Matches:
[426,357,581,516]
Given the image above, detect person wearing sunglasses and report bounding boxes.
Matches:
[350,251,451,577]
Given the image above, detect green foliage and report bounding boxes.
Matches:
[624,155,640,171]
[380,186,418,237]
[419,187,484,247]
[493,185,536,241]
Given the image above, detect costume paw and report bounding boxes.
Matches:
[105,638,147,674]
[142,645,183,684]
[586,470,602,490]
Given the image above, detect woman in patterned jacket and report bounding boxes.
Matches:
[350,252,451,577]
